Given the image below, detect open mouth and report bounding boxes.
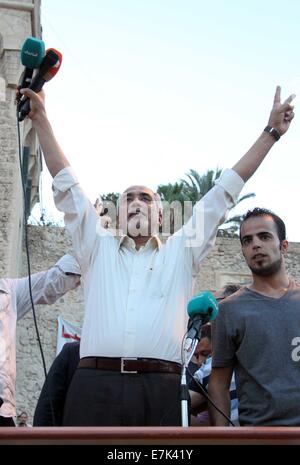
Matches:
[128,209,147,220]
[128,212,140,220]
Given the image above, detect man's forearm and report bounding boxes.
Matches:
[232,131,275,182]
[19,88,70,177]
[232,86,295,182]
[33,112,70,178]
[208,386,231,426]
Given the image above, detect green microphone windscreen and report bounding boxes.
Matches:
[21,37,45,69]
[187,291,218,321]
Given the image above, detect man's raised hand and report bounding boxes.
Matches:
[268,85,296,136]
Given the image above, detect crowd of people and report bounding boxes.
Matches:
[0,82,297,427]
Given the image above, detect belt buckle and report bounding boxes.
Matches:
[121,357,138,374]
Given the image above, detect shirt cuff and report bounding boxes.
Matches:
[55,254,81,275]
[214,169,244,204]
[52,166,79,193]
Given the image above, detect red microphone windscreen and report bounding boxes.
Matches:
[43,48,63,81]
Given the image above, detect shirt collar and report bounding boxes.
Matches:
[118,234,162,252]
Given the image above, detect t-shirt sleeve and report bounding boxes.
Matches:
[211,307,236,368]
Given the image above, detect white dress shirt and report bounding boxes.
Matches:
[0,254,81,418]
[53,167,244,363]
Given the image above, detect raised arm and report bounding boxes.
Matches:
[232,86,295,182]
[20,89,111,270]
[20,88,69,177]
[15,254,81,320]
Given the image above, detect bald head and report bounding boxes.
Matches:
[123,185,155,195]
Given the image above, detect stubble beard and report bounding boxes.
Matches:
[249,256,283,277]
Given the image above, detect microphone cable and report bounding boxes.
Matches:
[158,328,235,426]
[157,329,192,426]
[16,107,57,427]
[185,365,235,426]
[180,331,235,427]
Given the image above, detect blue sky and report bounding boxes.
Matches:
[32,0,300,240]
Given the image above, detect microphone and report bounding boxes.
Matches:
[18,48,63,121]
[16,37,45,102]
[185,291,218,350]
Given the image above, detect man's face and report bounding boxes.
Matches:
[18,413,28,425]
[240,215,288,277]
[118,185,162,238]
[192,337,212,366]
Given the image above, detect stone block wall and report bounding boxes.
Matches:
[16,225,84,417]
[0,0,42,277]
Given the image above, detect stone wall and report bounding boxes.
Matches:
[15,225,300,422]
[0,0,42,277]
[0,50,24,277]
[16,225,84,418]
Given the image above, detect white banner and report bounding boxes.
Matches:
[56,316,82,355]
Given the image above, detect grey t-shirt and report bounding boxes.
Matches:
[212,281,300,426]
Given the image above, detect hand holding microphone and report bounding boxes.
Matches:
[18,48,63,122]
[16,37,45,104]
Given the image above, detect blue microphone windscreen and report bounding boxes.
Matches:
[187,291,218,321]
[21,37,45,69]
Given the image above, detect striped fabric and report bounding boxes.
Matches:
[192,357,239,425]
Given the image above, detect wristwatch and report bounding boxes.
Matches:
[264,125,280,141]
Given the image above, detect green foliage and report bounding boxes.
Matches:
[101,192,120,204]
[181,168,223,202]
[157,168,255,233]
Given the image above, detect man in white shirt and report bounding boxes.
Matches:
[0,254,80,427]
[21,85,295,426]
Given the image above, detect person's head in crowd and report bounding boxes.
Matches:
[214,284,242,302]
[94,198,112,229]
[17,411,29,427]
[191,324,212,367]
[239,207,288,277]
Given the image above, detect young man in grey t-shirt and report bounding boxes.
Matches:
[208,208,300,426]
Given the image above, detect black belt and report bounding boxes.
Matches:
[78,357,181,374]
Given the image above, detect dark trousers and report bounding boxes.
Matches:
[62,368,182,426]
[0,416,15,427]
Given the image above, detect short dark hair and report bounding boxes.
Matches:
[222,284,242,297]
[201,323,211,340]
[239,208,286,243]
